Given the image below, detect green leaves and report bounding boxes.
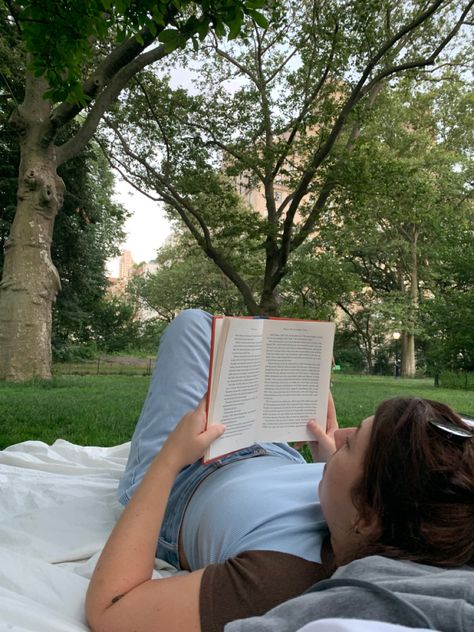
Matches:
[247,8,268,28]
[158,29,182,52]
[19,0,114,102]
[14,0,270,103]
[321,79,474,373]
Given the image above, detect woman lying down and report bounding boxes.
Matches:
[85,310,474,632]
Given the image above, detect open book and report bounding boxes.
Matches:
[204,316,336,462]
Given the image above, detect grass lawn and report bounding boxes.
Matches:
[0,375,150,449]
[0,374,472,450]
[331,374,474,426]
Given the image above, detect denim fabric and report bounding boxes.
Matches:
[117,309,305,568]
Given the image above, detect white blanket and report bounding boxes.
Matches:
[0,440,439,632]
[0,440,176,632]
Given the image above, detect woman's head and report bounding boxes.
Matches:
[337,397,474,568]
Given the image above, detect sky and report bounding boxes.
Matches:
[106,180,172,277]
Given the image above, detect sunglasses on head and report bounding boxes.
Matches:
[429,414,474,439]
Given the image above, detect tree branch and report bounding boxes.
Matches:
[274,0,469,283]
[261,23,290,55]
[361,1,474,92]
[96,135,163,206]
[336,300,374,366]
[271,20,339,184]
[50,25,159,129]
[56,43,168,165]
[175,114,266,182]
[280,0,449,221]
[108,120,213,242]
[265,41,303,86]
[4,0,22,33]
[292,80,385,256]
[101,124,260,313]
[213,39,259,85]
[0,70,20,107]
[134,76,172,165]
[165,198,261,314]
[417,57,474,74]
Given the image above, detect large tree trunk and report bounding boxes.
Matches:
[395,226,418,378]
[0,73,63,381]
[401,227,419,378]
[259,291,280,317]
[364,335,374,375]
[401,331,416,377]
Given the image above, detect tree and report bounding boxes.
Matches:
[1,136,129,359]
[0,5,23,262]
[129,234,250,321]
[0,0,267,381]
[129,198,358,324]
[421,221,474,373]
[317,77,474,375]
[277,245,358,321]
[128,191,265,320]
[0,27,128,360]
[51,146,128,355]
[84,294,140,354]
[102,0,473,320]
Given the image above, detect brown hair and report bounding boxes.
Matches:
[351,397,474,567]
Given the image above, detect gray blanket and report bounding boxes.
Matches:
[225,555,474,632]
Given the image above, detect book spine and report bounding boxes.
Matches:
[205,315,221,428]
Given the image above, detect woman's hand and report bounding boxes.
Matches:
[306,392,338,463]
[158,395,225,473]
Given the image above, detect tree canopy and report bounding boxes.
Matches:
[317,77,474,373]
[15,0,268,102]
[102,0,474,320]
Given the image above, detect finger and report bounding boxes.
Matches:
[201,424,226,446]
[326,392,338,432]
[197,393,208,411]
[308,419,330,442]
[336,427,355,443]
[194,394,208,429]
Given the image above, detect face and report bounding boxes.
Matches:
[319,416,374,563]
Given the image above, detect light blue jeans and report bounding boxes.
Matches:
[117,309,305,568]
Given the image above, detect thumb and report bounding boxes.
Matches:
[307,420,334,448]
[307,419,324,438]
[201,423,226,446]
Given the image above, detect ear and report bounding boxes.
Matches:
[354,510,380,539]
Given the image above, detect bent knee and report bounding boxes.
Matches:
[170,309,212,334]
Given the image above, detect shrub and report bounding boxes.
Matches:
[438,371,474,391]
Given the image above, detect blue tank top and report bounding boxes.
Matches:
[181,456,327,570]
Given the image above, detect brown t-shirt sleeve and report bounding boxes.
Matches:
[199,541,335,632]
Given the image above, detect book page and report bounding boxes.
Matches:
[206,318,264,460]
[256,319,335,443]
